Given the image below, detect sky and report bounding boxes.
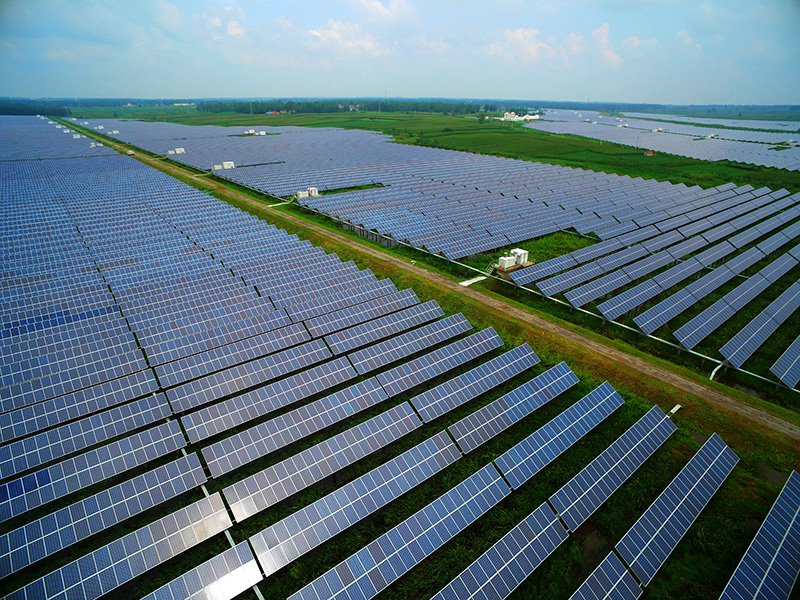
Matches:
[0,0,798,104]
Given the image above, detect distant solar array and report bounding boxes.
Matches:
[0,115,781,600]
[525,109,800,171]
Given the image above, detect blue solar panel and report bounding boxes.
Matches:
[616,434,739,586]
[0,453,206,578]
[448,362,579,454]
[250,431,461,576]
[223,402,421,521]
[202,378,388,477]
[719,471,800,600]
[347,313,472,375]
[324,300,444,355]
[0,420,185,523]
[411,344,540,422]
[771,336,800,389]
[376,327,503,397]
[430,502,568,600]
[569,552,643,600]
[139,542,263,600]
[287,464,510,600]
[550,406,676,532]
[6,493,232,600]
[495,381,624,489]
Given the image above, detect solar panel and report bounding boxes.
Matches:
[223,402,421,521]
[347,313,472,375]
[165,338,332,413]
[430,502,568,600]
[376,327,503,397]
[139,541,263,600]
[616,434,739,586]
[304,288,420,337]
[720,311,780,368]
[324,299,444,355]
[718,470,800,600]
[202,378,388,477]
[0,420,185,523]
[549,406,676,532]
[411,344,540,422]
[154,321,310,388]
[495,381,624,489]
[250,431,461,576]
[181,356,356,443]
[771,336,800,389]
[448,362,579,454]
[287,463,510,600]
[0,368,158,444]
[569,552,643,600]
[0,453,206,578]
[6,493,232,600]
[598,280,663,321]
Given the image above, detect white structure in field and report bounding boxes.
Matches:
[496,112,540,122]
[222,161,235,169]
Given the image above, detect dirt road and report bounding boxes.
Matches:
[96,132,800,441]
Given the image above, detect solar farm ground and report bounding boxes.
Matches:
[12,113,795,600]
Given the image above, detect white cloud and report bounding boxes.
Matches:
[623,35,658,50]
[309,20,385,56]
[227,19,245,37]
[487,27,554,63]
[155,1,181,31]
[591,23,622,68]
[352,0,416,24]
[563,32,587,56]
[677,29,701,51]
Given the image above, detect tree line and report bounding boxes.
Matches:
[196,99,486,115]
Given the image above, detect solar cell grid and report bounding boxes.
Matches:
[411,343,540,422]
[287,463,510,600]
[6,493,232,600]
[448,361,579,454]
[347,313,473,375]
[325,300,444,355]
[549,406,676,532]
[718,470,800,600]
[0,453,207,578]
[495,381,624,489]
[376,327,502,397]
[431,502,568,600]
[771,337,800,389]
[569,552,643,600]
[139,542,263,600]
[223,402,421,521]
[202,378,389,478]
[0,392,171,479]
[250,431,461,576]
[616,434,739,586]
[165,339,331,413]
[181,356,356,443]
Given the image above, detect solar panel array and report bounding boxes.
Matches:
[569,552,643,600]
[549,405,676,532]
[287,464,511,600]
[430,502,569,600]
[719,470,800,600]
[1,115,755,600]
[616,434,739,586]
[495,381,625,489]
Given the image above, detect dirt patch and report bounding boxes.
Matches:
[691,431,709,446]
[572,523,609,585]
[757,463,790,486]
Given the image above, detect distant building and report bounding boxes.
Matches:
[496,112,541,122]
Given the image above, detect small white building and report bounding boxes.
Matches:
[222,161,235,169]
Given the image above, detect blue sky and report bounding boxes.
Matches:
[0,0,798,103]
